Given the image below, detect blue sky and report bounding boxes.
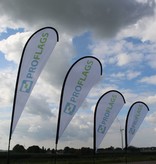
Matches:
[0,0,156,150]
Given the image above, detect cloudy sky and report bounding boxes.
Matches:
[0,0,156,150]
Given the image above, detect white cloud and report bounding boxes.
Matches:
[0,15,25,33]
[0,68,16,107]
[0,32,31,63]
[127,70,141,80]
[111,72,125,79]
[10,114,57,148]
[90,38,155,69]
[139,75,156,85]
[117,53,144,66]
[111,70,141,80]
[117,53,132,66]
[145,94,156,104]
[118,12,156,42]
[146,54,156,68]
[146,111,156,124]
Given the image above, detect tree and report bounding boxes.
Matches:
[27,145,42,153]
[127,146,140,152]
[80,147,93,155]
[13,144,26,153]
[105,146,114,152]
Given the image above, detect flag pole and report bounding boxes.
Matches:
[7,139,11,164]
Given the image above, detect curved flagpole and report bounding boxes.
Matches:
[94,90,126,154]
[55,56,102,164]
[125,101,149,164]
[55,56,102,159]
[7,27,59,164]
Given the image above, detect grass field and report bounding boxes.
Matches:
[1,151,156,164]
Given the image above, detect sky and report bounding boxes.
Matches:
[0,0,156,150]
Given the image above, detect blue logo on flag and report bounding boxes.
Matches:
[64,102,76,115]
[97,125,106,134]
[20,80,33,93]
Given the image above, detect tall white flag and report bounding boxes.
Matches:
[9,27,59,139]
[94,90,125,152]
[56,56,102,145]
[125,101,149,148]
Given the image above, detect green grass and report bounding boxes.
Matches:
[1,151,156,164]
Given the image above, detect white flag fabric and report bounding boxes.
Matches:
[94,90,125,152]
[10,27,59,138]
[125,101,149,148]
[56,56,102,145]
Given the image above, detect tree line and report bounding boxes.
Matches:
[12,144,94,155]
[12,144,156,155]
